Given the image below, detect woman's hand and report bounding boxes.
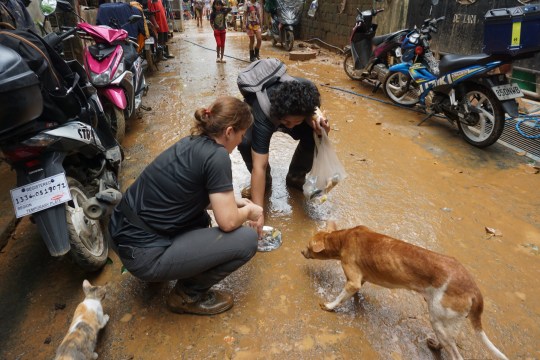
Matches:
[247,213,264,238]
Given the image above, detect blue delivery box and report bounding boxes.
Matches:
[483,4,540,58]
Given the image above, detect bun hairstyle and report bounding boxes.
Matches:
[192,96,253,138]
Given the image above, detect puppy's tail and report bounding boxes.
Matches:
[469,294,509,360]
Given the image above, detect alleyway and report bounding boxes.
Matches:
[0,19,539,360]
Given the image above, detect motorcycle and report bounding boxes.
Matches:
[343,0,410,90]
[0,0,123,271]
[383,8,526,148]
[269,0,303,51]
[73,2,148,143]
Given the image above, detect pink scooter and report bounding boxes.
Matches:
[77,17,148,142]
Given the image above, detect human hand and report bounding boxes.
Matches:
[247,213,264,238]
[312,107,330,135]
[246,203,263,223]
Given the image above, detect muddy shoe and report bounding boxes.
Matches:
[167,289,233,315]
[286,173,305,191]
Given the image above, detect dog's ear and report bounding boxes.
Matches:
[311,239,325,253]
[326,220,337,232]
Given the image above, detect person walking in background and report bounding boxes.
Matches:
[210,0,231,63]
[109,96,263,315]
[148,0,174,59]
[194,0,204,26]
[203,0,211,20]
[228,0,238,31]
[244,0,261,62]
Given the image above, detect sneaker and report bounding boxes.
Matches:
[167,288,233,315]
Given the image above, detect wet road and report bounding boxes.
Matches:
[0,20,539,360]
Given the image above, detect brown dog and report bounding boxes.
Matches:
[301,222,508,360]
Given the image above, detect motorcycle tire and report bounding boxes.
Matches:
[103,102,126,143]
[456,84,505,148]
[383,71,420,107]
[343,51,363,81]
[66,177,109,272]
[145,49,155,73]
[284,30,294,52]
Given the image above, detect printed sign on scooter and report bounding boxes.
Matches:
[10,173,72,218]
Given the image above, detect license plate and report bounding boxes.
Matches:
[10,173,72,218]
[492,83,524,101]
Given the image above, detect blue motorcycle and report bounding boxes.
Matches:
[383,16,524,148]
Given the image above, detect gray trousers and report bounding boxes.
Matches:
[117,226,258,296]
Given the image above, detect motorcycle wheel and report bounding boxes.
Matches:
[145,49,155,73]
[456,85,505,148]
[343,51,363,81]
[383,71,420,107]
[103,102,126,143]
[284,30,294,51]
[66,177,108,272]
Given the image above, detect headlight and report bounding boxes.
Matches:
[89,69,112,86]
[112,62,125,82]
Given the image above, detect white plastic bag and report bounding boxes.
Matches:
[303,130,347,202]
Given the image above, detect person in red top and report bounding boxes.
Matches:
[148,0,174,59]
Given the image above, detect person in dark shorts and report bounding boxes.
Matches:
[238,80,330,237]
[148,0,174,59]
[109,96,263,315]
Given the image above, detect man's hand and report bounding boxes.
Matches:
[311,107,330,135]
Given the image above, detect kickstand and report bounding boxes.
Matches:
[140,105,152,111]
[418,112,435,126]
[372,81,381,94]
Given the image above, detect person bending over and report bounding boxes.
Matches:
[238,80,329,237]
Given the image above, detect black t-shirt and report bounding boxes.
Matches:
[245,77,313,154]
[110,135,233,247]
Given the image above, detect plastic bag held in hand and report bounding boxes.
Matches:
[303,115,347,202]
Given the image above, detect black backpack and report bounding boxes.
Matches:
[0,29,85,124]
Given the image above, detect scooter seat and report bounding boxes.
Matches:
[372,29,408,46]
[438,53,510,75]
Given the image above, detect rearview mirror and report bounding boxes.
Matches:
[40,0,57,16]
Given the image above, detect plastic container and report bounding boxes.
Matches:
[483,5,540,57]
[0,45,42,139]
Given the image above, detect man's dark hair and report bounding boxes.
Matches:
[269,81,320,121]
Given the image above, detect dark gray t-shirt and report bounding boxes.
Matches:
[110,135,233,247]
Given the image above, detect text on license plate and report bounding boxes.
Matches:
[492,83,524,101]
[10,173,72,218]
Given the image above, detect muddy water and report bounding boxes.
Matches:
[0,20,539,360]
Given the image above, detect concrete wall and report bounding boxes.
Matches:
[298,0,409,50]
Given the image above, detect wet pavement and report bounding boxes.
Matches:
[0,19,539,360]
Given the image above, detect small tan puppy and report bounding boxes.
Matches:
[301,222,508,360]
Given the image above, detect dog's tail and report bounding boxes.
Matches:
[469,293,509,360]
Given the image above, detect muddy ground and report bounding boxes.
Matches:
[0,20,539,360]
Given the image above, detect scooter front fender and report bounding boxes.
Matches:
[100,87,127,110]
[388,62,411,75]
[16,152,71,256]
